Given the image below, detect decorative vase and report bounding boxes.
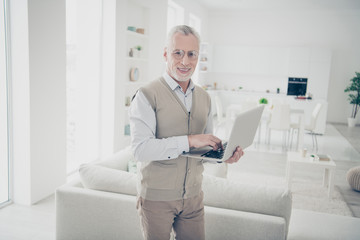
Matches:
[347,117,356,127]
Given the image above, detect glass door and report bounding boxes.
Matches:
[0,0,10,206]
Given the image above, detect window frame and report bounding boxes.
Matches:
[0,0,12,208]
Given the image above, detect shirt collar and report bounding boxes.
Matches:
[162,72,195,92]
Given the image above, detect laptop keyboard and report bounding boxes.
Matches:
[201,142,227,159]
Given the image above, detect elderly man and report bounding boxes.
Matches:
[129,25,244,240]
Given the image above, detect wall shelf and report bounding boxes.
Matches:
[126,57,148,62]
[127,30,149,39]
[114,0,167,151]
[119,0,151,149]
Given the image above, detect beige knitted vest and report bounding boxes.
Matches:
[138,77,211,201]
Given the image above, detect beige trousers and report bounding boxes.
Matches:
[136,192,205,240]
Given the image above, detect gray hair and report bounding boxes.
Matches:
[166,25,201,49]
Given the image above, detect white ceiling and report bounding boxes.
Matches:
[195,0,360,11]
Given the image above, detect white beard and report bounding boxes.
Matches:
[169,66,193,82]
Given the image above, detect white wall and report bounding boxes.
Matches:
[144,0,168,81]
[100,0,116,157]
[11,0,66,205]
[208,45,331,100]
[28,0,66,204]
[206,9,360,124]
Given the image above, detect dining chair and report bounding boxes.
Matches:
[266,104,291,150]
[257,104,271,143]
[289,119,300,150]
[290,103,322,152]
[215,95,225,123]
[306,103,322,151]
[214,95,231,138]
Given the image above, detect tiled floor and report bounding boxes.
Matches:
[0,124,359,240]
[332,123,360,154]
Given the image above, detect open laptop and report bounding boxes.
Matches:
[182,105,265,163]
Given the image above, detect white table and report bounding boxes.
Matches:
[286,151,336,199]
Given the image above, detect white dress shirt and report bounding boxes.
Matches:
[129,72,213,162]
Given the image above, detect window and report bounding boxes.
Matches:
[66,0,102,173]
[0,0,10,206]
[189,13,201,34]
[167,2,204,84]
[167,0,184,33]
[188,13,202,84]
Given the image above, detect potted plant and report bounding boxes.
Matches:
[259,98,268,104]
[344,72,360,127]
[134,45,142,58]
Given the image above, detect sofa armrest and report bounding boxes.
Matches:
[56,183,142,240]
[65,179,83,188]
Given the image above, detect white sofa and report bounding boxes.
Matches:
[56,148,292,240]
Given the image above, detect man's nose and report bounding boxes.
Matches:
[181,54,191,65]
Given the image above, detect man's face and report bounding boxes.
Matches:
[164,32,199,82]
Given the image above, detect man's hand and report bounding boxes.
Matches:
[188,134,223,150]
[224,146,244,164]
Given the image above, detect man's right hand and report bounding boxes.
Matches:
[188,134,223,150]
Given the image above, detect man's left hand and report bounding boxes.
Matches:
[224,146,244,164]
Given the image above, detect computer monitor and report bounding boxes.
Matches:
[287,77,307,96]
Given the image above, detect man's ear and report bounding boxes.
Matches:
[163,47,168,61]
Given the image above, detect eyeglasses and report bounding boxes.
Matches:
[171,49,199,61]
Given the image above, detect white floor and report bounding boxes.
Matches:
[248,123,360,187]
[0,195,55,240]
[0,123,359,240]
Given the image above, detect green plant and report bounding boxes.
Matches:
[344,72,360,118]
[259,98,268,104]
[134,45,142,51]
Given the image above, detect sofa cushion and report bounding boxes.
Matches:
[95,146,135,171]
[202,174,292,224]
[79,163,137,196]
